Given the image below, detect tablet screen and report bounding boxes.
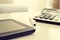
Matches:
[0,19,30,33]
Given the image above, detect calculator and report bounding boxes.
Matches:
[33,8,60,25]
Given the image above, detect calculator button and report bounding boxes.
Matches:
[49,15,56,20]
[44,14,51,19]
[39,13,47,18]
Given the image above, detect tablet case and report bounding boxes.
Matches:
[0,19,35,40]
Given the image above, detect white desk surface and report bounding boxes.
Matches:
[11,22,60,40]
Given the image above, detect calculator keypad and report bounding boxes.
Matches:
[39,14,56,20]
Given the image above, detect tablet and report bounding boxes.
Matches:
[0,19,35,40]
